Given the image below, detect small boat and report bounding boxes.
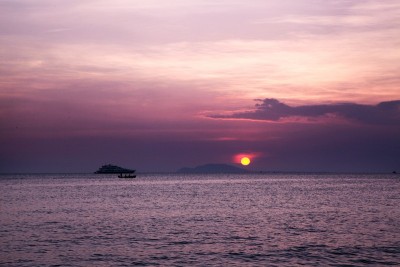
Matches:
[118,173,137,179]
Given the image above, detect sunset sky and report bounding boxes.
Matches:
[1,0,399,173]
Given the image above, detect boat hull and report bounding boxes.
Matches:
[118,175,137,178]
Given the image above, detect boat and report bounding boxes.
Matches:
[118,174,137,178]
[94,164,135,174]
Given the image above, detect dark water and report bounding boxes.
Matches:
[1,173,399,266]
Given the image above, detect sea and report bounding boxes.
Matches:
[1,173,399,266]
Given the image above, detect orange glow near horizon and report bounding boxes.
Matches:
[233,152,262,165]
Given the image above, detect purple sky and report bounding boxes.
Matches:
[1,0,400,173]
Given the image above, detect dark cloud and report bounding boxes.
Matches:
[210,98,400,125]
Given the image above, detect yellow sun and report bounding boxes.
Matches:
[241,157,251,166]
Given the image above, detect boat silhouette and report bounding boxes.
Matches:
[95,164,135,174]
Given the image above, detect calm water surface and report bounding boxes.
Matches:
[1,173,399,266]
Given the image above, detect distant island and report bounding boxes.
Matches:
[177,163,249,174]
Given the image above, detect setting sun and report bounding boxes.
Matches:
[241,157,251,166]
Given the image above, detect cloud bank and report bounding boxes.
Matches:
[210,98,400,125]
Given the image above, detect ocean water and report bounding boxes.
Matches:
[1,173,399,266]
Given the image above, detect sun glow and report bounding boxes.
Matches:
[241,157,251,166]
[234,152,261,166]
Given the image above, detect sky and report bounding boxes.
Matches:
[1,0,400,173]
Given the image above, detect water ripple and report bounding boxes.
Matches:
[0,173,399,266]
